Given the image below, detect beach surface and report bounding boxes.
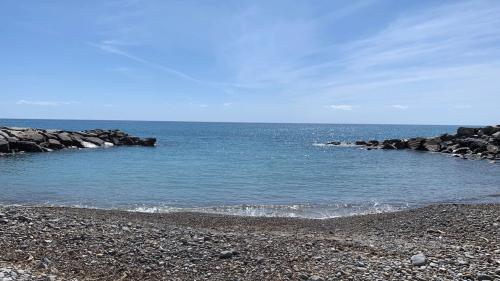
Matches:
[1,204,499,280]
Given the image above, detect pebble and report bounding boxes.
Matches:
[308,275,324,281]
[0,204,498,280]
[219,251,233,259]
[411,253,427,266]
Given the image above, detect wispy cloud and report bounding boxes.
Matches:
[223,102,232,107]
[328,104,353,111]
[16,100,77,106]
[392,105,408,110]
[216,1,500,104]
[89,40,260,89]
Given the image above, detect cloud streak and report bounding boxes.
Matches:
[16,100,78,106]
[392,105,408,110]
[89,40,262,89]
[328,105,352,111]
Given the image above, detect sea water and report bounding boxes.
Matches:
[1,119,499,218]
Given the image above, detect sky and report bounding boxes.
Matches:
[1,0,500,125]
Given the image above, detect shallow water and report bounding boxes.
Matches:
[1,119,499,218]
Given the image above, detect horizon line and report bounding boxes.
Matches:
[0,117,488,127]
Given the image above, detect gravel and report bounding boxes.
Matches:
[0,204,499,280]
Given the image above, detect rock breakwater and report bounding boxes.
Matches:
[0,126,156,154]
[327,125,500,161]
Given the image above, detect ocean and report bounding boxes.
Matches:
[1,119,499,218]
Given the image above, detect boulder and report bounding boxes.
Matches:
[8,130,45,143]
[83,137,105,146]
[423,137,442,152]
[456,138,488,152]
[355,141,367,145]
[0,139,9,153]
[487,144,499,154]
[479,126,500,136]
[9,141,44,153]
[118,136,141,145]
[440,134,456,141]
[57,133,75,146]
[407,138,425,150]
[0,130,10,139]
[367,140,379,146]
[47,139,65,150]
[393,140,408,149]
[381,143,395,149]
[452,147,470,155]
[456,127,477,137]
[139,138,156,147]
[326,141,341,145]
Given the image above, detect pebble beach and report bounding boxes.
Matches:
[1,204,499,280]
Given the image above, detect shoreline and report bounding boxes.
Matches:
[1,203,499,280]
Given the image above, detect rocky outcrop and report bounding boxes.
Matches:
[326,125,500,161]
[0,127,156,155]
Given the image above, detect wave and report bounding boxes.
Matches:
[126,202,411,219]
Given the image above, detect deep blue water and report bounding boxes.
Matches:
[1,119,499,218]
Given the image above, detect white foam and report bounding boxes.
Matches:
[126,202,410,219]
[104,142,114,147]
[81,141,98,148]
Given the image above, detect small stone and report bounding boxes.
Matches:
[308,275,324,281]
[219,251,233,259]
[411,253,427,266]
[477,274,493,281]
[298,273,309,280]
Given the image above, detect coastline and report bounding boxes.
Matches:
[1,204,499,280]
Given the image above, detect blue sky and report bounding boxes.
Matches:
[1,0,500,125]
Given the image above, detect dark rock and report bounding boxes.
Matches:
[0,130,10,139]
[219,251,233,259]
[479,126,500,136]
[57,133,76,146]
[367,140,379,146]
[477,274,493,281]
[392,140,408,149]
[382,139,404,149]
[9,141,44,153]
[456,138,488,152]
[83,137,105,146]
[452,147,470,155]
[47,139,65,150]
[9,130,45,143]
[487,144,499,154]
[119,136,141,145]
[423,137,442,152]
[440,134,456,141]
[456,127,477,137]
[381,143,395,149]
[0,126,155,154]
[0,139,9,153]
[407,138,426,150]
[355,141,367,145]
[326,141,341,145]
[139,138,156,147]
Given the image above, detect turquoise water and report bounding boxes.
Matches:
[1,119,499,218]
